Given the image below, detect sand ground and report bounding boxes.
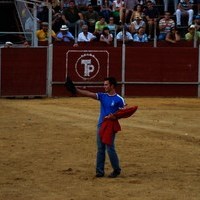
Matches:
[0,97,200,200]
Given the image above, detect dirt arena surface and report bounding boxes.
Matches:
[0,97,200,200]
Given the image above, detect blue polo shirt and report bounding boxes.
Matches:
[96,92,125,127]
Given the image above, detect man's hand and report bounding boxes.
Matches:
[105,114,117,120]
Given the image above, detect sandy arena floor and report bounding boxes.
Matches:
[0,97,200,200]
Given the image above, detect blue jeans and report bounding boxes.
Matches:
[96,127,121,175]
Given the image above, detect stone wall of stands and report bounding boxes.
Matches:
[0,41,199,97]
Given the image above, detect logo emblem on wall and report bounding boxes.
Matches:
[75,53,100,80]
[66,50,109,81]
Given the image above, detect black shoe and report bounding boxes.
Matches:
[96,172,104,178]
[108,170,121,178]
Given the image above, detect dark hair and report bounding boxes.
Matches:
[134,4,143,11]
[102,26,110,35]
[104,77,117,87]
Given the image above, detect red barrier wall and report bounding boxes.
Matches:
[52,45,198,97]
[125,47,198,96]
[1,48,47,97]
[0,44,198,97]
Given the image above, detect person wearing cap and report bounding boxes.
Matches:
[185,24,200,41]
[4,41,13,48]
[57,25,75,42]
[36,22,58,42]
[130,16,146,34]
[158,11,175,40]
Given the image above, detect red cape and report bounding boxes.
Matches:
[99,106,138,145]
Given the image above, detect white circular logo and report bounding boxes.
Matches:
[75,53,100,80]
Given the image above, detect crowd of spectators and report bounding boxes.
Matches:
[13,0,200,46]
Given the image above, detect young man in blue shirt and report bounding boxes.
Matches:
[76,77,126,178]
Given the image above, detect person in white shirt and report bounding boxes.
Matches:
[116,27,133,41]
[77,24,96,42]
[100,27,113,44]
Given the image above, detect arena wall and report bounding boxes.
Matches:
[0,43,199,97]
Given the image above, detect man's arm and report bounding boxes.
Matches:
[76,88,97,99]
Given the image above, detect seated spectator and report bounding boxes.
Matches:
[57,25,75,42]
[112,0,124,24]
[119,0,139,24]
[130,16,146,34]
[194,15,200,31]
[133,26,148,42]
[107,17,118,37]
[94,16,108,39]
[185,24,200,41]
[23,40,30,48]
[100,27,113,44]
[116,27,133,41]
[158,11,175,40]
[130,4,145,23]
[77,24,96,42]
[144,1,159,40]
[175,0,194,26]
[165,27,181,43]
[62,0,85,36]
[84,4,99,33]
[4,41,13,48]
[36,22,58,41]
[52,12,65,33]
[52,0,61,14]
[99,1,112,23]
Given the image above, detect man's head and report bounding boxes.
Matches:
[4,41,13,48]
[60,25,69,32]
[104,77,117,93]
[41,22,48,32]
[138,26,145,34]
[188,24,195,32]
[87,4,94,12]
[194,15,200,24]
[164,11,171,19]
[99,16,106,24]
[82,24,88,33]
[146,1,153,9]
[69,0,75,8]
